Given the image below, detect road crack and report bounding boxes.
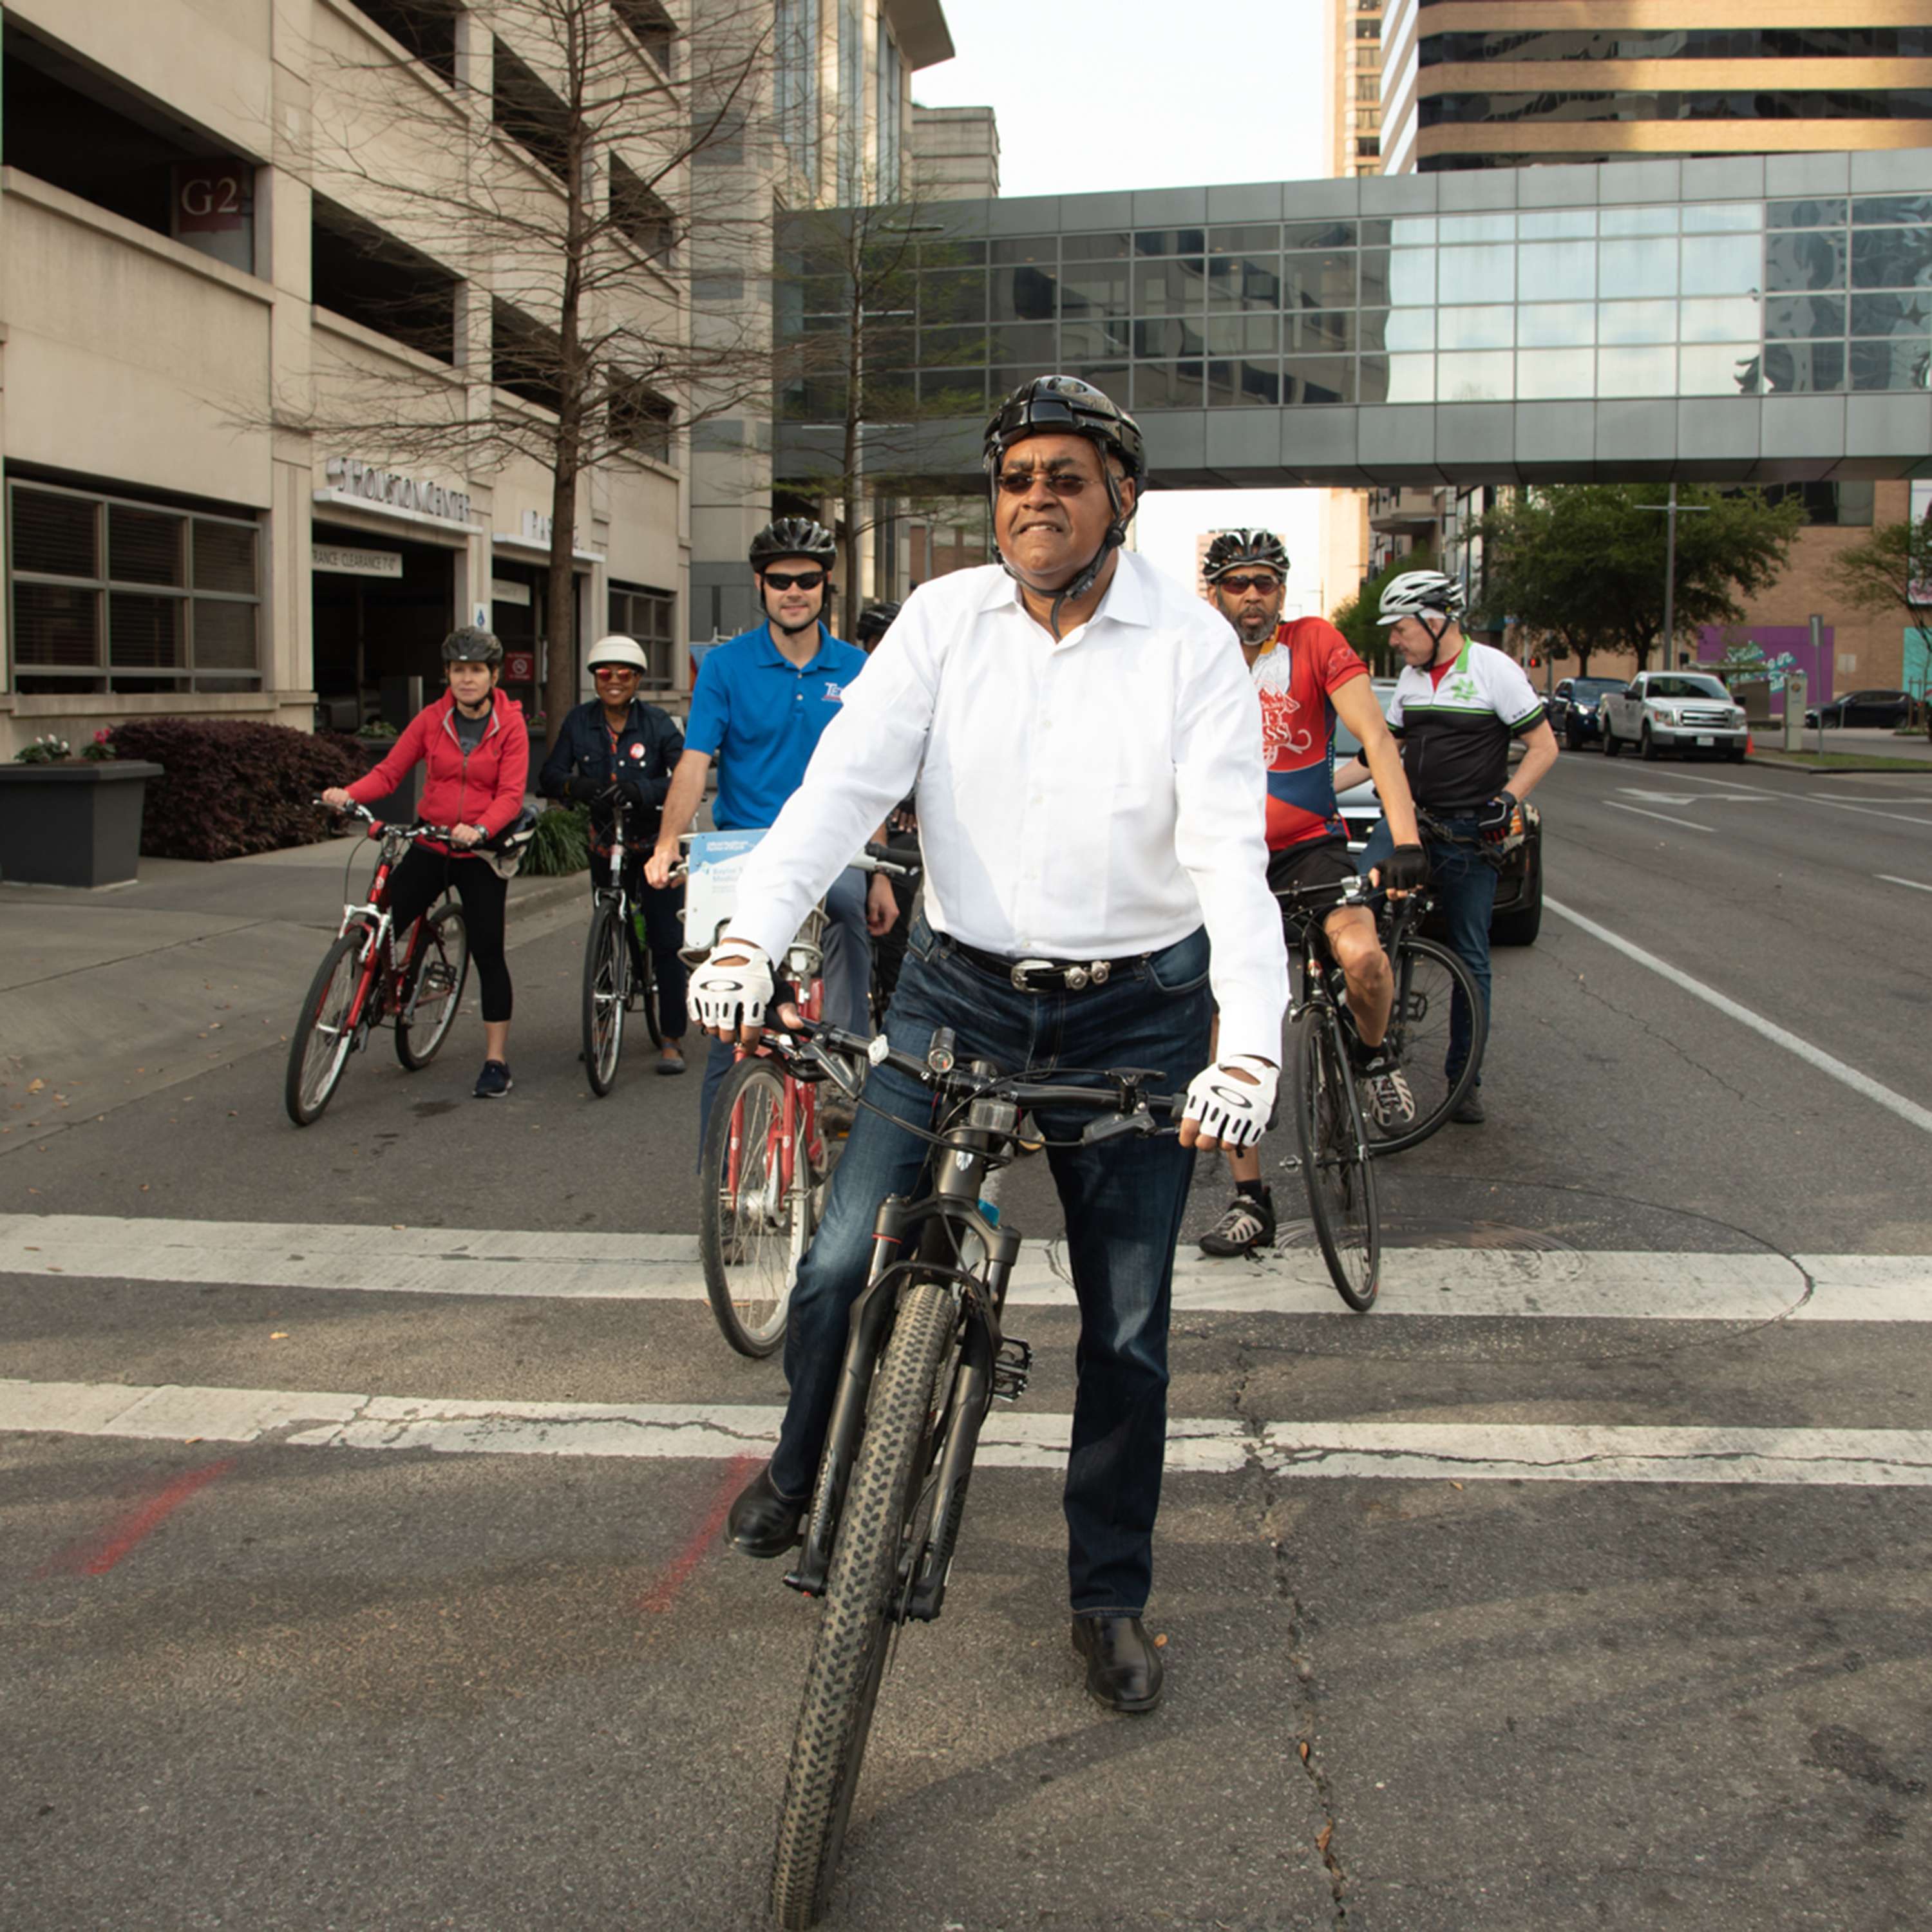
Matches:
[1232,1342,1348,1924]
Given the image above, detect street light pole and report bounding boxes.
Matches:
[1638,486,1711,672]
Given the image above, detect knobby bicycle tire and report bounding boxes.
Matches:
[582,902,628,1097]
[1367,934,1486,1157]
[285,934,364,1126]
[771,1281,955,1929]
[1291,1006,1380,1312]
[699,1057,805,1357]
[395,905,469,1070]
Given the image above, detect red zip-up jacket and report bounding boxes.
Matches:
[347,688,529,853]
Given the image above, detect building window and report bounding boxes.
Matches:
[612,0,676,75]
[494,38,572,184]
[837,0,867,200]
[609,581,677,685]
[876,36,904,199]
[611,380,676,462]
[610,156,676,263]
[312,194,459,362]
[343,0,459,83]
[8,480,261,695]
[774,0,820,180]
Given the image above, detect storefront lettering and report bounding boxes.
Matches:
[324,458,472,526]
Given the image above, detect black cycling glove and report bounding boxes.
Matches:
[1477,790,1519,837]
[566,774,602,803]
[1380,843,1431,894]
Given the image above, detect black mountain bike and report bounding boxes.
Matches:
[753,1018,1178,1929]
[581,792,662,1096]
[1274,877,1382,1311]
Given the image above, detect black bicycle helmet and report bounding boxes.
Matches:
[749,518,837,572]
[983,376,1146,618]
[441,625,504,666]
[855,600,902,648]
[1204,528,1290,582]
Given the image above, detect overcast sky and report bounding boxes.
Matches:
[911,0,1334,599]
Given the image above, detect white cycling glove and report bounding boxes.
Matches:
[1181,1054,1278,1150]
[690,940,773,1036]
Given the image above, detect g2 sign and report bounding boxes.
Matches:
[176,165,251,233]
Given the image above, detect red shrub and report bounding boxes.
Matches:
[110,718,367,861]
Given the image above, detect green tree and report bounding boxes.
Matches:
[1825,516,1932,727]
[1331,551,1439,675]
[1477,485,1804,675]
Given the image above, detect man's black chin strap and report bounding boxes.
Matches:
[1425,613,1456,664]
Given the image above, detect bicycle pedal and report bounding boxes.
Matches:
[992,1337,1032,1403]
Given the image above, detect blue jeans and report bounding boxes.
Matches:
[770,912,1214,1616]
[1359,817,1495,1088]
[699,865,872,1155]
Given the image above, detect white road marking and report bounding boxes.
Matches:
[6,1214,1929,1320]
[1878,874,1932,895]
[8,1376,1932,1486]
[1821,795,1932,805]
[1604,801,1714,833]
[1617,790,1705,804]
[1650,771,1932,827]
[1547,898,1932,1138]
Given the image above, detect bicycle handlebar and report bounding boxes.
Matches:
[763,1016,1180,1142]
[317,799,462,845]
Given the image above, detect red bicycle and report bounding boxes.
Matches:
[696,849,909,1357]
[283,802,471,1125]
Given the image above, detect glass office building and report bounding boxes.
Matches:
[775,149,1932,488]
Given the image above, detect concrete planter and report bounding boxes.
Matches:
[0,760,166,887]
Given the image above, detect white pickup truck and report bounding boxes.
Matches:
[1600,671,1749,762]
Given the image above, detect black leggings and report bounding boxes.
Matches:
[386,844,512,1023]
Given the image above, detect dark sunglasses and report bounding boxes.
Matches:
[1215,573,1282,595]
[996,469,1092,497]
[762,569,826,591]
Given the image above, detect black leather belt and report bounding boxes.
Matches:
[944,934,1139,993]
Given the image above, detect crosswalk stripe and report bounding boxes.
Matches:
[6,1377,1931,1486]
[3,1214,1927,1321]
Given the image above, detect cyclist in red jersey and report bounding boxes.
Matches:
[1197,531,1427,1256]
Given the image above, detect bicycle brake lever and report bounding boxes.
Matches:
[1081,1109,1154,1146]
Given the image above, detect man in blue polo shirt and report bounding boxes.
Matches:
[647,517,896,1138]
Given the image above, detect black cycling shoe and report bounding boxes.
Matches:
[726,1463,810,1557]
[474,1059,513,1099]
[1198,1186,1275,1257]
[1071,1614,1164,1713]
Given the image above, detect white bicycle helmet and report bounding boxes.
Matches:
[1376,569,1466,625]
[587,634,649,674]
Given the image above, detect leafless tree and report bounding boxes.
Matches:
[276,0,788,730]
[775,185,990,634]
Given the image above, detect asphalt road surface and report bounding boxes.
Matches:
[5,748,1930,1932]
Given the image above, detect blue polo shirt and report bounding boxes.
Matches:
[682,621,869,831]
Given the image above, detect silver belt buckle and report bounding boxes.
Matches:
[1011,956,1054,990]
[1090,960,1111,985]
[1064,964,1089,991]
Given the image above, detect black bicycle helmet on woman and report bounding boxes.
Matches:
[984,375,1146,616]
[749,518,837,571]
[855,601,902,648]
[441,625,504,665]
[1204,528,1290,582]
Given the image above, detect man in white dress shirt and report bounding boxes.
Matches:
[687,376,1287,1712]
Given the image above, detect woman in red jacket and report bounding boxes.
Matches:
[322,628,529,1098]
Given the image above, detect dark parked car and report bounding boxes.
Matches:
[1334,714,1543,946]
[1803,688,1912,729]
[1547,676,1627,749]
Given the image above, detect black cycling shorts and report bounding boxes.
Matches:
[1265,837,1356,897]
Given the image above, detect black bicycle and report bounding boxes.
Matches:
[580,791,663,1096]
[1274,877,1381,1311]
[753,1018,1177,1928]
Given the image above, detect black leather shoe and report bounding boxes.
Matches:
[1071,1614,1164,1713]
[726,1464,809,1558]
[1450,1091,1487,1126]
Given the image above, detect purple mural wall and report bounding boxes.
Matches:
[1697,623,1835,717]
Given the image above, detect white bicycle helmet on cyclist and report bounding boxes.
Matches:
[1376,569,1466,626]
[586,634,649,674]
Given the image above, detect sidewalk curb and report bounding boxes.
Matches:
[1747,755,1932,775]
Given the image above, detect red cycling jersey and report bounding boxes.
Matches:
[1250,616,1370,851]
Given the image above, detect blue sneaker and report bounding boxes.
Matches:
[474,1059,513,1099]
